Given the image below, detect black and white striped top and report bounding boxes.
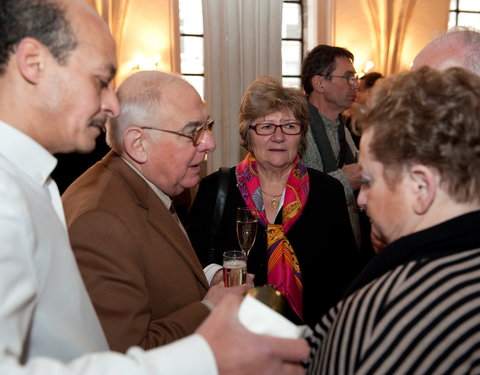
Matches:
[307,211,480,374]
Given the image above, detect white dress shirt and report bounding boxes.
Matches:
[0,121,217,374]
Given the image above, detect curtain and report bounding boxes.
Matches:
[364,0,418,75]
[93,0,131,62]
[202,0,283,173]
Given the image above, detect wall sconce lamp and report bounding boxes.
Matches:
[358,60,375,78]
[363,60,374,73]
[130,53,162,72]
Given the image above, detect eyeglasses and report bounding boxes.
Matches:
[321,74,359,86]
[141,119,214,146]
[249,122,302,136]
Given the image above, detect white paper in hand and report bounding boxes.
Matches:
[238,295,312,339]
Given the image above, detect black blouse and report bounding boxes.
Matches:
[185,167,366,327]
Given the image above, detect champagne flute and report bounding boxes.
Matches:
[236,207,258,257]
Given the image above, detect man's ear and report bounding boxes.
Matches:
[16,38,45,84]
[124,127,148,164]
[409,164,437,215]
[312,75,324,93]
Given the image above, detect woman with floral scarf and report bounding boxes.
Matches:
[186,76,364,327]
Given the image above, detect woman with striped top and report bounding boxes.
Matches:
[307,66,480,374]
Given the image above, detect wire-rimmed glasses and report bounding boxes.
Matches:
[141,119,214,146]
[320,73,359,86]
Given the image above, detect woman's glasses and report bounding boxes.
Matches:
[249,122,302,136]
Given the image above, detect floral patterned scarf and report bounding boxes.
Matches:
[236,153,309,320]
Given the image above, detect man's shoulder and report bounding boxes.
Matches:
[62,157,140,218]
[62,161,113,198]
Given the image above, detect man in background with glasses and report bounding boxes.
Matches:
[300,44,373,258]
[61,70,251,353]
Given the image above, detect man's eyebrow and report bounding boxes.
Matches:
[104,64,117,82]
[183,117,210,129]
[182,120,204,130]
[340,70,356,75]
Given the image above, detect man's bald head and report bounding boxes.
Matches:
[106,71,199,153]
[412,27,480,74]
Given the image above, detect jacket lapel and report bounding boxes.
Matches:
[103,152,209,289]
[146,194,209,289]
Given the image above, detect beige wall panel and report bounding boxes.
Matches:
[332,0,449,75]
[334,0,372,73]
[401,0,449,70]
[118,0,178,84]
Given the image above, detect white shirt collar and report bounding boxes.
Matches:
[0,120,57,187]
[120,156,172,210]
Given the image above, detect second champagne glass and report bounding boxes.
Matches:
[223,250,247,286]
[236,207,258,257]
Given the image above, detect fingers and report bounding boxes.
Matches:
[227,283,251,295]
[262,336,310,363]
[205,282,246,307]
[196,294,243,341]
[216,293,243,313]
[210,269,224,286]
[197,294,310,375]
[255,362,306,375]
[280,362,309,375]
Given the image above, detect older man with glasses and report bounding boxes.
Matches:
[61,70,251,353]
[300,44,373,258]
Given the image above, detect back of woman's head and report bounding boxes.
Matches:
[354,66,480,204]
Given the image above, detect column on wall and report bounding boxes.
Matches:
[94,0,131,72]
[364,0,417,75]
[334,0,450,75]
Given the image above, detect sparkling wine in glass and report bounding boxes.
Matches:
[223,250,247,287]
[236,207,258,257]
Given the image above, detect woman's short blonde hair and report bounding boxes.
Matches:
[239,75,309,158]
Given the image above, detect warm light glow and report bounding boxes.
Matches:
[117,52,165,85]
[364,60,374,73]
[355,60,375,78]
[130,53,162,71]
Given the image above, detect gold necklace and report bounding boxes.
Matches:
[262,191,283,209]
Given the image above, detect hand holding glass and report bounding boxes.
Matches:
[236,207,258,256]
[223,250,247,287]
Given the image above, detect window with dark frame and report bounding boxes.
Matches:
[282,0,303,88]
[179,0,205,98]
[449,0,480,29]
[178,0,305,94]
